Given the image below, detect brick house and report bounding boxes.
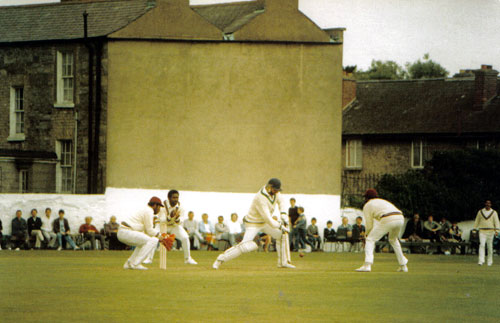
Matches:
[341,65,500,199]
[1,0,345,198]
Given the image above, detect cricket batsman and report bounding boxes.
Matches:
[213,178,295,269]
[117,197,173,270]
[355,189,408,272]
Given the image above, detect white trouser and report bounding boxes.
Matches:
[42,230,57,247]
[188,231,204,249]
[167,225,191,260]
[364,216,407,266]
[117,228,159,266]
[30,230,45,248]
[479,230,495,265]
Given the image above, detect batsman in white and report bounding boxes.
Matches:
[355,189,409,272]
[159,190,197,265]
[213,178,295,269]
[117,196,168,270]
[473,200,499,266]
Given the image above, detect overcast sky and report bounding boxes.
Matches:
[1,0,500,74]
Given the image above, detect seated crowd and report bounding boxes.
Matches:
[0,208,126,251]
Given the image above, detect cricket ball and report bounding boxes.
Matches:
[299,252,304,258]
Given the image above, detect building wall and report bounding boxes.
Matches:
[106,40,343,194]
[0,43,106,193]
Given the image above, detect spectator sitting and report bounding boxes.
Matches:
[215,215,230,250]
[256,232,271,252]
[199,213,215,250]
[183,211,204,250]
[53,210,79,251]
[448,221,464,254]
[227,213,244,247]
[11,210,28,251]
[41,208,57,249]
[306,217,321,251]
[324,221,336,242]
[439,216,452,255]
[27,208,45,249]
[469,229,480,255]
[494,231,500,255]
[402,213,425,242]
[424,215,442,254]
[295,207,307,251]
[105,216,126,250]
[336,217,352,252]
[79,216,107,250]
[351,216,366,253]
[0,219,3,250]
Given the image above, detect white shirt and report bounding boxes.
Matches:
[228,220,243,234]
[41,215,52,232]
[244,186,286,229]
[124,206,159,237]
[363,198,403,234]
[159,202,185,227]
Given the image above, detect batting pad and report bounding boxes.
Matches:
[221,240,258,262]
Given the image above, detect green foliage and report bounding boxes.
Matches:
[346,194,365,209]
[354,54,448,80]
[406,53,449,79]
[354,60,407,80]
[376,149,500,221]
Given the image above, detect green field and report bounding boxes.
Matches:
[1,250,499,322]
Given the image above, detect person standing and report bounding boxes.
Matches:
[213,178,294,269]
[355,189,408,272]
[118,197,169,270]
[41,208,57,248]
[27,209,44,249]
[473,200,500,266]
[160,190,197,265]
[288,198,299,251]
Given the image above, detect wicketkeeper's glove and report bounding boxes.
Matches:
[160,233,176,251]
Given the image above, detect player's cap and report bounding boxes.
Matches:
[148,196,164,207]
[363,189,378,199]
[268,178,282,190]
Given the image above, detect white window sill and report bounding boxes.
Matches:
[345,166,362,170]
[53,102,75,109]
[411,166,424,169]
[8,134,25,142]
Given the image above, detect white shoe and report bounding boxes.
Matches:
[57,246,62,251]
[355,265,371,272]
[397,265,408,272]
[278,263,296,269]
[212,259,222,269]
[487,263,492,267]
[185,257,198,265]
[478,262,484,266]
[15,247,20,251]
[142,260,153,264]
[130,263,148,270]
[123,260,132,269]
[74,246,80,250]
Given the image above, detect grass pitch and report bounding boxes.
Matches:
[1,250,499,322]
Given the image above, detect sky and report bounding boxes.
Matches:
[1,0,500,75]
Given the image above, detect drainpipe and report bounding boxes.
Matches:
[83,11,94,193]
[73,111,78,193]
[93,41,103,193]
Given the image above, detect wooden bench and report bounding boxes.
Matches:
[375,240,471,254]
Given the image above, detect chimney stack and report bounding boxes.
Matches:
[473,65,499,110]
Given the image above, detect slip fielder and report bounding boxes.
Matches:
[213,178,295,269]
[355,189,408,272]
[473,200,500,266]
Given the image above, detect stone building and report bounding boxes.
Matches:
[341,65,500,199]
[0,0,345,199]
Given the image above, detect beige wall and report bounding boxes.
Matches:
[107,40,342,194]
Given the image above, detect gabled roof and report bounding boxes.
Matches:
[343,78,500,137]
[0,0,155,43]
[191,0,264,34]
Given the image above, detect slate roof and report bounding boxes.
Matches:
[191,0,264,34]
[0,0,155,43]
[343,78,500,137]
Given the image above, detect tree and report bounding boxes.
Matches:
[405,53,449,79]
[354,60,406,80]
[375,149,500,222]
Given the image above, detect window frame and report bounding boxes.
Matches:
[411,140,426,169]
[8,86,26,141]
[19,169,29,193]
[345,139,363,170]
[56,140,73,193]
[54,51,75,108]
